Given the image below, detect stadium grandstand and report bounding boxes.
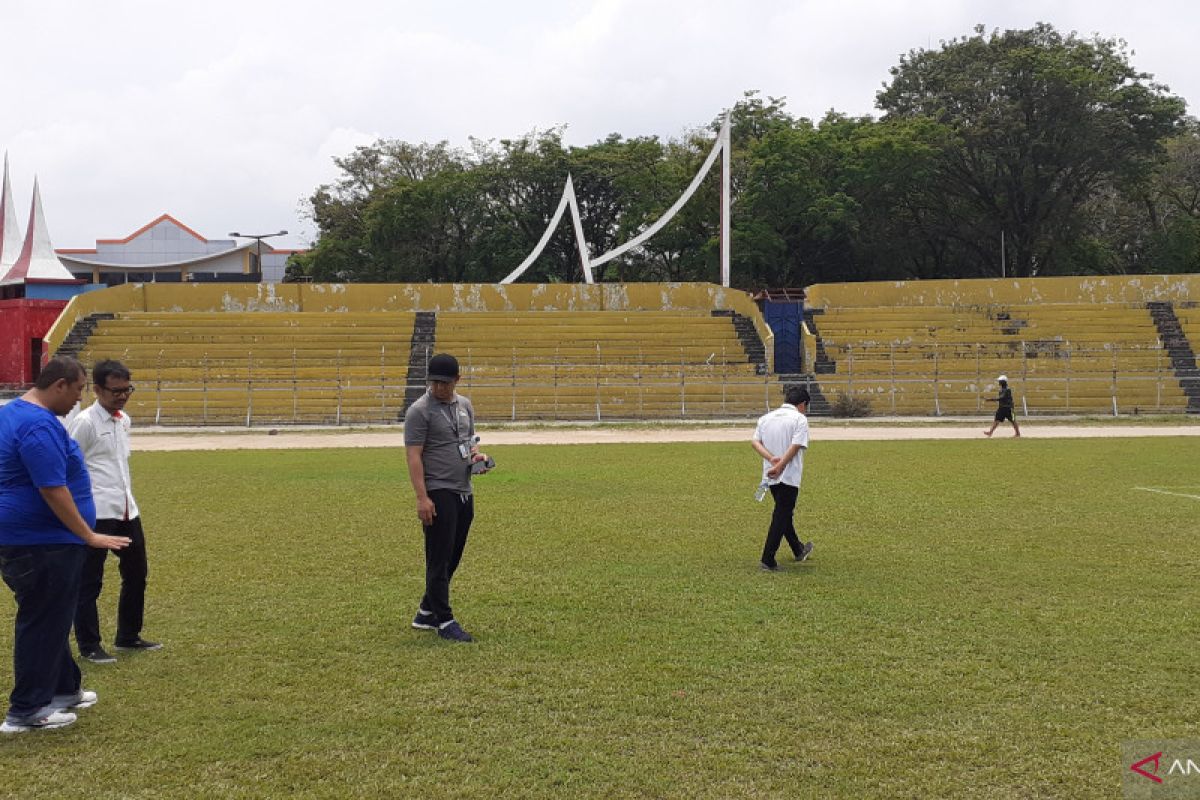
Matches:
[804,276,1200,416]
[45,283,774,424]
[40,275,1200,425]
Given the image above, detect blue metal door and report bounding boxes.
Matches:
[763,301,802,373]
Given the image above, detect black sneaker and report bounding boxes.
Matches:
[437,621,474,642]
[797,542,814,562]
[760,562,781,572]
[80,646,116,664]
[114,638,162,652]
[411,610,437,630]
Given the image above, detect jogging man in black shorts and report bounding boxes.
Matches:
[984,375,1021,438]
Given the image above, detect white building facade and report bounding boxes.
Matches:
[57,215,302,285]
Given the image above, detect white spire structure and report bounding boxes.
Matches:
[501,111,735,287]
[0,177,79,285]
[0,152,23,271]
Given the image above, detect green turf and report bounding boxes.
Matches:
[1,438,1197,798]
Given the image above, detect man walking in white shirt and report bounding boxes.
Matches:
[68,360,161,663]
[751,385,813,571]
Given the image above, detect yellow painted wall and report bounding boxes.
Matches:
[806,274,1200,309]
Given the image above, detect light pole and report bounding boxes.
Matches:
[229,230,288,276]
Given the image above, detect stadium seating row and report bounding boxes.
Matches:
[66,298,1197,422]
[72,310,772,423]
[812,302,1188,414]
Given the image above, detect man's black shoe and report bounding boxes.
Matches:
[796,542,814,562]
[760,562,780,572]
[412,610,437,630]
[437,621,474,642]
[114,638,162,652]
[80,646,116,664]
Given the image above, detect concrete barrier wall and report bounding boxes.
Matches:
[142,283,304,312]
[69,282,758,313]
[806,274,1200,309]
[43,284,145,354]
[298,283,605,312]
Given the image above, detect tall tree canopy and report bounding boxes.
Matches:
[876,23,1187,277]
[290,24,1193,287]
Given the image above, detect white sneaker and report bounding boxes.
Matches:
[0,710,77,733]
[53,690,98,710]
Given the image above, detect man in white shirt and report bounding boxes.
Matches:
[68,360,161,663]
[751,385,813,571]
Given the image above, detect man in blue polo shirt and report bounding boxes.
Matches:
[0,356,130,733]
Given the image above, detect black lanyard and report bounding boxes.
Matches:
[440,401,461,439]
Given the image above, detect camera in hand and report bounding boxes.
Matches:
[471,456,496,474]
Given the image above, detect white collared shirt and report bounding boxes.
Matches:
[68,401,139,521]
[753,403,810,488]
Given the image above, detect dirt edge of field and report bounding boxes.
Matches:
[130,422,1200,451]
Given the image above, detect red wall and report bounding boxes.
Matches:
[0,299,68,384]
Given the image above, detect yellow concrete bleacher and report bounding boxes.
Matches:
[56,277,1199,423]
[812,301,1185,415]
[432,311,768,420]
[1176,304,1200,346]
[71,308,773,424]
[75,312,417,425]
[50,281,778,425]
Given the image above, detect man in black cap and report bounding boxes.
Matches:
[403,353,490,642]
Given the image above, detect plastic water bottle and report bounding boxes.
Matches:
[754,481,769,502]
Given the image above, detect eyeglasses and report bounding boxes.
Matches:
[99,385,136,396]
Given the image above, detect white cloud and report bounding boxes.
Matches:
[0,0,1195,250]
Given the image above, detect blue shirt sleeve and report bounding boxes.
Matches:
[17,420,69,489]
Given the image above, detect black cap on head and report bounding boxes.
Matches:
[427,353,460,382]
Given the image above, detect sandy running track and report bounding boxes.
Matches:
[129,423,1200,451]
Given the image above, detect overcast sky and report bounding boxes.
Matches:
[1,0,1195,251]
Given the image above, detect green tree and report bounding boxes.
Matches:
[1075,122,1200,274]
[877,23,1186,277]
[293,141,471,282]
[1148,125,1200,272]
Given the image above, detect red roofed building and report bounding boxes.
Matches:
[1,151,306,385]
[0,157,99,384]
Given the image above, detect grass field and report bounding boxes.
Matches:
[1,437,1198,799]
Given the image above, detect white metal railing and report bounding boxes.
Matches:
[815,341,1184,416]
[77,341,1191,426]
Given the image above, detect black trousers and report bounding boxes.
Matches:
[421,490,474,625]
[0,544,84,719]
[762,483,804,567]
[74,517,148,649]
